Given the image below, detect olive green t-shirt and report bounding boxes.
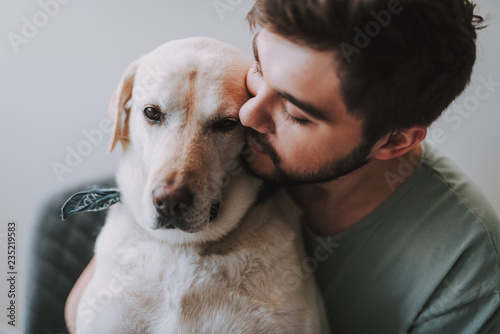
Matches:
[304,142,500,333]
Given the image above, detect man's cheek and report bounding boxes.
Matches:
[290,139,316,166]
[278,141,297,165]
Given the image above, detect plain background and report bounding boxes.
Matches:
[1,0,499,332]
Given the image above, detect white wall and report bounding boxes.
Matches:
[0,0,498,332]
[429,0,500,212]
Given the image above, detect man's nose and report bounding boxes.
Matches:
[239,94,275,134]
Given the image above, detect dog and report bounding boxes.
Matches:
[75,37,329,333]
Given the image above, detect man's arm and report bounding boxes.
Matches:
[65,257,96,334]
[409,292,500,334]
[482,302,500,334]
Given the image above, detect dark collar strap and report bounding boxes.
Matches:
[61,187,121,220]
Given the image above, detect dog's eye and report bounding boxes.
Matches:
[212,118,239,132]
[143,106,162,123]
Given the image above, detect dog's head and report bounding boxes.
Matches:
[108,38,261,244]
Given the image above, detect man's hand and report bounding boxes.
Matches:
[65,257,96,334]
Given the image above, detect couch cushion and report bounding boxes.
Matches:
[25,178,115,334]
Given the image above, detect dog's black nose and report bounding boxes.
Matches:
[153,183,194,219]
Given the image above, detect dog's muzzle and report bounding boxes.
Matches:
[152,183,221,231]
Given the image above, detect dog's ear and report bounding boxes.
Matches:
[108,58,142,153]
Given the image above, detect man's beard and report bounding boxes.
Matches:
[240,128,373,185]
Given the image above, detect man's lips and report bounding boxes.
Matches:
[245,128,272,155]
[246,134,265,153]
[243,128,281,166]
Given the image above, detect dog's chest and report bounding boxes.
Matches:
[85,198,308,333]
[93,225,206,332]
[136,254,203,331]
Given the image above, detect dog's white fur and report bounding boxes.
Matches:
[76,37,328,333]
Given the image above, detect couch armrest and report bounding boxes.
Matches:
[24,177,115,334]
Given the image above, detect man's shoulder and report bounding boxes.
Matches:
[392,141,500,287]
[414,142,500,259]
[306,142,500,332]
[405,143,500,327]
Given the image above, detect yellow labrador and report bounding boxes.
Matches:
[75,37,328,333]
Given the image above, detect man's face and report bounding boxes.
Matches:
[239,28,374,185]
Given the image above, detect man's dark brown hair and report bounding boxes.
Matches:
[247,0,486,144]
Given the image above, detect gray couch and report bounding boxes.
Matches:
[25,178,115,334]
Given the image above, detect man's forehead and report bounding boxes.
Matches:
[253,28,349,123]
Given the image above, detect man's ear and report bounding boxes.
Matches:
[108,58,142,153]
[372,126,427,160]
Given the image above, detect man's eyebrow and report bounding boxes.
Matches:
[252,31,329,122]
[252,32,260,63]
[278,91,329,121]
